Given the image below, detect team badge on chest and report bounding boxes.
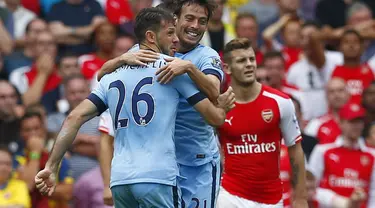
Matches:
[261,109,273,123]
[360,155,369,166]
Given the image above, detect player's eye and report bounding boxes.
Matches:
[185,16,194,21]
[250,57,255,62]
[199,19,207,25]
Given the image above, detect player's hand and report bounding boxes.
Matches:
[293,198,308,208]
[349,188,366,208]
[120,50,159,66]
[27,136,45,153]
[35,169,57,196]
[36,53,55,76]
[217,87,236,112]
[156,57,192,84]
[103,186,114,206]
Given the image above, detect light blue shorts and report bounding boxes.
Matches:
[111,183,181,208]
[180,155,222,208]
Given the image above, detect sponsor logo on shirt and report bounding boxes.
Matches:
[226,134,277,154]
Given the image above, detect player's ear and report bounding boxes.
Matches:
[145,30,157,44]
[223,62,231,75]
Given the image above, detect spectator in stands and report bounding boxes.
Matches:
[4,18,47,76]
[364,122,375,148]
[46,0,106,55]
[113,35,135,57]
[331,30,375,106]
[80,22,117,81]
[309,102,375,208]
[0,145,31,208]
[47,75,100,180]
[105,0,133,29]
[0,80,23,153]
[3,0,36,43]
[0,7,14,55]
[286,21,343,121]
[305,78,350,144]
[362,81,375,128]
[10,31,62,114]
[200,0,235,55]
[263,15,302,71]
[16,111,73,208]
[255,64,269,85]
[238,0,278,30]
[73,166,113,208]
[235,13,263,63]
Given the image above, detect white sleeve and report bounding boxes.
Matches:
[304,118,322,137]
[308,144,326,184]
[286,63,299,86]
[99,110,114,137]
[321,51,344,82]
[9,66,31,94]
[279,98,302,146]
[316,188,349,208]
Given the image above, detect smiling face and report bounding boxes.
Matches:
[176,3,209,51]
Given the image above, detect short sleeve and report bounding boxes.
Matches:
[199,50,224,83]
[280,98,302,146]
[308,144,327,183]
[87,80,108,115]
[58,158,74,185]
[171,74,207,106]
[99,110,114,137]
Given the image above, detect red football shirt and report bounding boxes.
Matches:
[79,54,107,80]
[106,0,134,25]
[309,137,375,207]
[218,85,302,204]
[282,47,302,72]
[305,113,341,144]
[331,64,375,105]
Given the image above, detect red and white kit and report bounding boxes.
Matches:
[304,113,341,144]
[309,137,375,207]
[217,85,302,207]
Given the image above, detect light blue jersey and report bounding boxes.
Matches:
[174,45,224,166]
[88,54,206,188]
[128,44,224,166]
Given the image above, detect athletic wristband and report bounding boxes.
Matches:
[29,152,41,160]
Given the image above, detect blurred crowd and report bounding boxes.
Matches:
[0,0,375,207]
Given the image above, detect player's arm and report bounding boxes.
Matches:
[97,50,159,81]
[280,98,308,204]
[45,98,104,173]
[156,58,221,103]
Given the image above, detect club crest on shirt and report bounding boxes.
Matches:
[210,57,222,70]
[3,192,11,199]
[261,109,273,123]
[360,155,369,166]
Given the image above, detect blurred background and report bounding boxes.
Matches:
[0,0,375,207]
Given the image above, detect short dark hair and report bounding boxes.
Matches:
[25,18,45,34]
[340,29,364,44]
[63,74,87,87]
[174,0,216,21]
[21,111,43,125]
[134,7,175,43]
[157,0,179,13]
[235,12,257,29]
[223,38,252,63]
[262,51,285,64]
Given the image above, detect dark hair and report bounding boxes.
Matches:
[63,74,87,87]
[25,18,45,34]
[21,111,43,125]
[340,29,364,44]
[58,52,78,67]
[262,51,285,64]
[157,0,179,13]
[134,7,175,43]
[235,12,257,29]
[174,0,216,21]
[223,38,252,63]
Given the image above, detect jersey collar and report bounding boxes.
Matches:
[335,136,367,151]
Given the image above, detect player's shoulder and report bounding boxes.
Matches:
[262,85,291,100]
[314,141,341,155]
[193,44,220,57]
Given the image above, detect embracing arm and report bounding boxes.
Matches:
[45,99,100,171]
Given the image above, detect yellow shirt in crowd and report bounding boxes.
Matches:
[0,178,31,208]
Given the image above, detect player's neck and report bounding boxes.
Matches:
[232,82,262,103]
[343,58,360,68]
[140,42,162,54]
[343,136,359,148]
